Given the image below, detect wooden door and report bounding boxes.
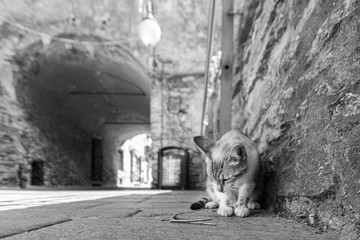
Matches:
[158,147,189,190]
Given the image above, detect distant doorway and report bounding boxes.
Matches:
[91,138,103,186]
[31,160,44,186]
[158,147,189,190]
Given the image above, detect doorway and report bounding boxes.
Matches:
[158,147,189,190]
[31,160,45,186]
[91,138,103,186]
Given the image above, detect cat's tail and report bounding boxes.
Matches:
[190,197,210,210]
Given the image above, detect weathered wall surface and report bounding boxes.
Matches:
[151,73,206,189]
[0,67,29,186]
[0,33,92,187]
[226,0,360,238]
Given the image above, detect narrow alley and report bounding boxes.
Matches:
[0,0,359,239]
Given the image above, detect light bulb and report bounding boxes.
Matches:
[138,14,161,47]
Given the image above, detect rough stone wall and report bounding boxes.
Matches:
[151,73,206,189]
[0,82,28,186]
[222,0,360,238]
[0,34,92,187]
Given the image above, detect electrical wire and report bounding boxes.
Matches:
[0,16,138,46]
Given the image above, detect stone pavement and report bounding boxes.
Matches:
[0,190,339,240]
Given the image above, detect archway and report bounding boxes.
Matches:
[13,35,151,186]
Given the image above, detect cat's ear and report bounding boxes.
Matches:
[194,136,214,160]
[229,145,247,168]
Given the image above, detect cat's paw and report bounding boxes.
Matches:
[247,201,261,210]
[217,206,234,217]
[205,201,219,209]
[235,206,250,217]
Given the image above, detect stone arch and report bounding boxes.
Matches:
[1,31,151,187]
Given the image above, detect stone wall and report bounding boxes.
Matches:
[0,34,93,187]
[150,72,206,189]
[207,0,359,238]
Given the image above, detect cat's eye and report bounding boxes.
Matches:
[222,177,231,183]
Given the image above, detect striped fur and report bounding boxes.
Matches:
[190,197,209,210]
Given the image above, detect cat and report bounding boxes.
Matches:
[192,129,263,217]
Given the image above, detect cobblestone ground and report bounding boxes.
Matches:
[0,190,339,240]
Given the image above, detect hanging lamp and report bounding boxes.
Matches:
[138,0,161,47]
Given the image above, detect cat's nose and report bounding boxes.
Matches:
[216,184,224,193]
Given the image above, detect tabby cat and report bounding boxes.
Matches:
[192,129,263,217]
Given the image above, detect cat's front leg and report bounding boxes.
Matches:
[217,191,234,217]
[235,183,254,217]
[205,184,220,209]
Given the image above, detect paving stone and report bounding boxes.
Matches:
[3,212,339,240]
[0,190,339,240]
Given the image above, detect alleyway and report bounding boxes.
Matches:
[0,190,338,240]
[1,1,359,239]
